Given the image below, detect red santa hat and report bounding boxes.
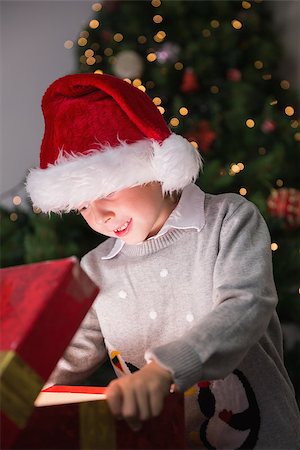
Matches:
[26,73,202,213]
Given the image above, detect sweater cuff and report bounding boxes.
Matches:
[145,339,202,392]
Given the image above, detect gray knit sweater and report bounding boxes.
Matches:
[49,185,300,449]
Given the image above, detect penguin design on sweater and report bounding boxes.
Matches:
[198,370,260,449]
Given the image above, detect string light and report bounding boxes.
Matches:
[239,188,247,196]
[147,53,157,62]
[271,243,279,251]
[86,56,96,65]
[258,147,267,155]
[190,141,199,149]
[291,120,299,128]
[270,99,278,106]
[170,118,179,127]
[153,97,162,105]
[262,74,272,80]
[153,15,163,23]
[294,132,300,141]
[246,119,255,128]
[95,55,102,63]
[89,20,100,29]
[202,29,211,37]
[174,62,183,70]
[80,31,89,38]
[157,106,165,114]
[230,164,241,174]
[64,40,73,49]
[12,196,21,206]
[151,0,161,7]
[280,80,290,89]
[78,38,87,47]
[123,78,131,84]
[91,42,100,51]
[179,107,188,116]
[154,31,166,42]
[210,85,219,94]
[237,162,245,170]
[146,80,155,89]
[210,19,220,28]
[242,1,251,9]
[114,33,123,42]
[138,85,146,92]
[254,60,263,69]
[85,49,94,57]
[138,35,147,44]
[231,19,242,30]
[33,207,41,214]
[104,48,113,56]
[285,106,294,117]
[92,3,102,12]
[94,69,103,74]
[133,79,142,87]
[276,179,284,187]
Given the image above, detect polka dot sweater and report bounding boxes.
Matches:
[49,185,300,449]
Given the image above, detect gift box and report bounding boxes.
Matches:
[1,258,185,449]
[0,257,99,449]
[12,385,185,449]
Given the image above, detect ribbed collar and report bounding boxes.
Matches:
[101,183,205,259]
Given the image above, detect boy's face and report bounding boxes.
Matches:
[78,182,178,244]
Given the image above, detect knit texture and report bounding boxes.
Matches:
[49,186,300,448]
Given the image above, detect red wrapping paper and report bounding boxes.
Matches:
[0,257,99,448]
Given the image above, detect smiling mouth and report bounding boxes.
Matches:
[113,218,132,236]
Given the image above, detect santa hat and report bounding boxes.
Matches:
[26,73,202,213]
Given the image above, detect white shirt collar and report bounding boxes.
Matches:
[101,183,205,260]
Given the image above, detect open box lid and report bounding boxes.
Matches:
[0,257,99,447]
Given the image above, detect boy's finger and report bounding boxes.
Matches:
[106,382,123,418]
[149,391,164,418]
[122,387,141,431]
[135,387,151,421]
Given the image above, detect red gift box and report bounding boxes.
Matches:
[12,385,185,449]
[0,257,99,448]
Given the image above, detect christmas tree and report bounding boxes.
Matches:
[1,0,299,401]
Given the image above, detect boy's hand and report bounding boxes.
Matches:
[106,361,174,431]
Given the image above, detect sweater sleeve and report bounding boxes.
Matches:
[145,200,278,391]
[46,304,107,386]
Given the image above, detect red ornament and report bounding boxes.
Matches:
[267,188,300,228]
[185,120,216,152]
[180,68,199,93]
[227,68,241,82]
[261,119,276,133]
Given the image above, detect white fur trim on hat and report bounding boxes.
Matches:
[26,133,202,213]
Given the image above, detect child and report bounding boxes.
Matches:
[26,73,300,449]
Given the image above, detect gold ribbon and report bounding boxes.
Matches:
[80,400,116,449]
[0,350,43,428]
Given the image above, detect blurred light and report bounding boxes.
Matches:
[138,85,146,92]
[202,29,211,37]
[91,42,100,51]
[285,106,295,116]
[85,49,94,57]
[80,31,89,38]
[237,162,245,170]
[33,207,41,214]
[295,132,300,141]
[153,97,162,105]
[108,56,116,65]
[92,3,102,12]
[64,40,73,49]
[270,99,278,106]
[79,55,86,63]
[86,56,96,65]
[210,19,220,28]
[157,106,165,114]
[262,74,272,80]
[123,78,132,83]
[153,15,163,23]
[89,20,100,29]
[280,80,290,89]
[133,78,142,87]
[231,164,241,174]
[114,33,123,42]
[154,30,166,42]
[242,1,251,9]
[291,120,299,128]
[94,69,103,74]
[271,243,278,251]
[13,196,21,206]
[146,80,155,89]
[210,85,219,94]
[174,62,183,70]
[239,188,247,196]
[258,147,267,155]
[78,38,88,46]
[151,0,161,7]
[190,141,199,149]
[254,60,263,69]
[104,48,113,56]
[170,118,179,127]
[147,53,157,62]
[179,107,188,116]
[10,213,18,221]
[276,179,284,187]
[246,119,255,128]
[231,19,242,29]
[138,35,147,44]
[95,55,102,63]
